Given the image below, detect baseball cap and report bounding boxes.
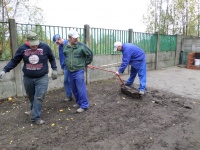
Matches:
[27,32,39,46]
[114,41,122,51]
[53,34,61,43]
[68,30,80,38]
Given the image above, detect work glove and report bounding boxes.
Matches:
[115,71,119,75]
[51,70,57,80]
[0,71,6,79]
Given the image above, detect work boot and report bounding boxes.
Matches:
[35,119,45,125]
[139,91,145,95]
[25,111,31,115]
[77,108,86,113]
[64,96,73,102]
[25,110,33,115]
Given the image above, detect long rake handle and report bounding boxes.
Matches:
[87,65,126,88]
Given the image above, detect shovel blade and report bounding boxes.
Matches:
[120,85,143,99]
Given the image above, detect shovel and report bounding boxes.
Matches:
[87,65,142,98]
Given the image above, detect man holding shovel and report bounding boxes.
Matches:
[114,41,146,95]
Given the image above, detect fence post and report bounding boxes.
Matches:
[127,29,133,74]
[9,19,23,97]
[174,34,179,66]
[84,24,91,84]
[155,32,159,70]
[128,29,133,43]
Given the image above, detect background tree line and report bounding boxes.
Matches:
[0,0,44,23]
[143,0,200,36]
[0,0,44,59]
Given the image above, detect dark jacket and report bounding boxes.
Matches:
[3,42,57,78]
[63,42,93,72]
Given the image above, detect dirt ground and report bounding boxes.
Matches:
[0,77,200,150]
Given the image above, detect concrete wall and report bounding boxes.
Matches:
[157,51,176,69]
[182,37,200,52]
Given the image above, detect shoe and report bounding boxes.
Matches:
[64,97,73,102]
[77,108,86,113]
[73,104,79,108]
[139,91,145,95]
[25,110,32,115]
[35,119,45,125]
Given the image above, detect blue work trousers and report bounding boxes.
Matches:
[23,74,48,122]
[64,68,72,98]
[126,60,146,91]
[69,70,89,109]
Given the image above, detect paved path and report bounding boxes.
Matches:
[122,66,200,100]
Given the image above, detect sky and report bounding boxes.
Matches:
[37,0,150,32]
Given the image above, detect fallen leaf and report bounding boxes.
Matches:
[8,97,12,101]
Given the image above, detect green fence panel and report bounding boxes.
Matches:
[159,34,176,52]
[90,28,129,55]
[132,32,156,53]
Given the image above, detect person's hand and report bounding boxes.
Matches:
[51,70,57,80]
[115,71,119,75]
[0,71,6,79]
[87,65,94,69]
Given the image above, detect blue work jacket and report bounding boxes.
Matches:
[118,43,145,73]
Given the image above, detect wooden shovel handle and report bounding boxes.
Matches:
[87,65,126,88]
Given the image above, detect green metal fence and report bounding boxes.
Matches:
[90,30,157,54]
[159,34,177,51]
[133,32,157,53]
[0,21,177,60]
[90,28,129,55]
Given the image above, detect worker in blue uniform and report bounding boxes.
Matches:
[114,41,146,95]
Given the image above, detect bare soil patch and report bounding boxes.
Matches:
[0,78,199,150]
